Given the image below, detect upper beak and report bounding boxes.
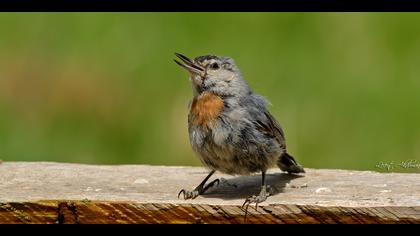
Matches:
[174,53,205,75]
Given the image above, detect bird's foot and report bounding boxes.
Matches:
[178,178,220,200]
[177,189,200,200]
[242,185,273,211]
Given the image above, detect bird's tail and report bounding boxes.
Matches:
[277,152,305,174]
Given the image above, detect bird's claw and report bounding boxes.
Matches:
[178,178,221,200]
[242,195,266,211]
[241,185,272,215]
[202,178,220,192]
[177,189,186,199]
[177,189,199,200]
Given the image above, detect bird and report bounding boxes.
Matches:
[174,53,305,208]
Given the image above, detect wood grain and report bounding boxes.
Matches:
[0,162,419,224]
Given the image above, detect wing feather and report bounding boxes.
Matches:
[252,111,287,149]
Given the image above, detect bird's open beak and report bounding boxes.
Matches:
[174,53,205,76]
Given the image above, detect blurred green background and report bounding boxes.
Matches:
[0,13,419,172]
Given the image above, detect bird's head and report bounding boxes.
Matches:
[174,53,251,97]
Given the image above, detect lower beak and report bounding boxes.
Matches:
[174,53,205,75]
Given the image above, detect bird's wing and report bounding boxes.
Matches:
[252,111,287,149]
[241,94,287,149]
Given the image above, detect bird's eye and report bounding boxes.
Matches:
[210,63,219,70]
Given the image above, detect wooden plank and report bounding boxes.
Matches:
[0,162,419,224]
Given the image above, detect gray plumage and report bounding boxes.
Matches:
[174,53,304,204]
[187,55,303,175]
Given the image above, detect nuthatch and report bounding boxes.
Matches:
[174,53,304,207]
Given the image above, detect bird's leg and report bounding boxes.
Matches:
[178,170,219,200]
[242,171,272,211]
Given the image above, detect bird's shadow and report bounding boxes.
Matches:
[201,173,303,200]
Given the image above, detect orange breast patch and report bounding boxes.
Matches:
[190,92,224,127]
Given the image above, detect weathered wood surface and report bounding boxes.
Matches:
[0,162,418,224]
